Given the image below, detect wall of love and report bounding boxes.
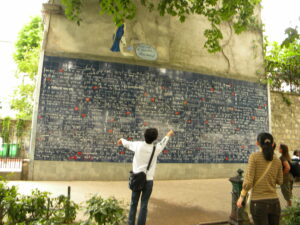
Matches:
[35,56,269,163]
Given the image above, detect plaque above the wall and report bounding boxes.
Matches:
[135,44,157,61]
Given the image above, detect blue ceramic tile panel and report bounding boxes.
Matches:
[34,56,269,163]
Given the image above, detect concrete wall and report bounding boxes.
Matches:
[271,92,300,153]
[29,0,264,180]
[45,0,263,82]
[32,161,247,181]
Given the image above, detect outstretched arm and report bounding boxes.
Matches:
[117,138,136,152]
[166,130,174,137]
[117,139,123,146]
[156,130,174,152]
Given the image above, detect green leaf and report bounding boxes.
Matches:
[60,0,261,53]
[264,31,300,94]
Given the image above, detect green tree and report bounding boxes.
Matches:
[61,0,262,53]
[264,27,300,93]
[11,16,43,120]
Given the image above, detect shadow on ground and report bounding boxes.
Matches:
[147,198,228,225]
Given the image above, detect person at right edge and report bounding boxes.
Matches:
[237,133,283,225]
[279,143,294,207]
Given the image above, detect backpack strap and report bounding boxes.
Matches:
[253,160,273,188]
[146,146,156,171]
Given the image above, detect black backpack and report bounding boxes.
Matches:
[289,161,300,177]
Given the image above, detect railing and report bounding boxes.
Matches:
[0,157,23,172]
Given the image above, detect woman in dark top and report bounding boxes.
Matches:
[279,144,294,207]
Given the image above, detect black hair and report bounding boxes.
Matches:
[280,144,291,161]
[293,150,299,156]
[257,133,274,161]
[144,128,158,144]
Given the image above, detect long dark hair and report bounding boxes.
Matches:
[280,144,291,161]
[257,133,274,161]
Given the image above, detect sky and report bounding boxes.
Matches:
[0,0,299,117]
[261,0,300,43]
[0,0,48,117]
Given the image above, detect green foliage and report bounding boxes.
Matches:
[264,27,300,94]
[1,117,11,143]
[11,16,43,120]
[282,198,300,225]
[16,119,25,144]
[83,195,127,225]
[99,0,136,26]
[281,27,300,48]
[60,0,261,53]
[11,83,35,120]
[204,25,223,53]
[13,16,43,79]
[0,179,18,225]
[7,189,51,224]
[0,178,79,225]
[0,179,127,225]
[51,195,79,224]
[61,0,83,25]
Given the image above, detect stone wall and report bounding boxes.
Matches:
[271,92,300,153]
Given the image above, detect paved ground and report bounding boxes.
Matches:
[7,179,300,225]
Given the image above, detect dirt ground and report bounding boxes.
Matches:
[7,179,300,225]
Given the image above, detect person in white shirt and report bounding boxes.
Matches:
[118,128,174,225]
[292,150,300,161]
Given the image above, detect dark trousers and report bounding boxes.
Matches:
[128,180,153,225]
[250,199,281,225]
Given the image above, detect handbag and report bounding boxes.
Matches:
[129,146,156,192]
[244,160,273,216]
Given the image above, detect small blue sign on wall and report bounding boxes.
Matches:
[135,44,158,61]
